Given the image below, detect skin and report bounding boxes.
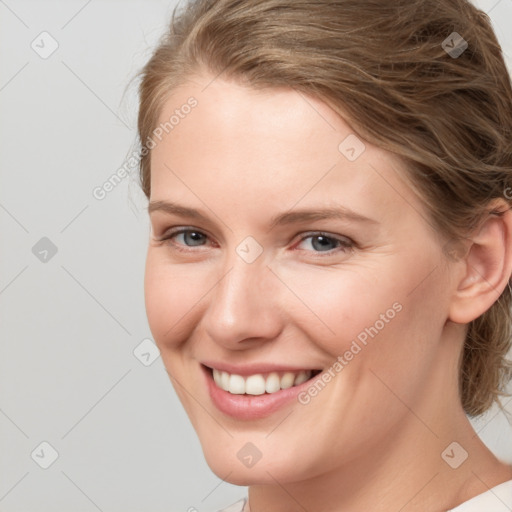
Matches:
[144,70,512,512]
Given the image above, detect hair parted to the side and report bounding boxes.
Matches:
[137,0,512,417]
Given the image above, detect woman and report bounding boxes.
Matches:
[136,0,512,510]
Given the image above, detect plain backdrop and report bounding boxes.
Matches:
[1,1,512,511]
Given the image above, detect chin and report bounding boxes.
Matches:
[200,441,310,486]
[211,466,284,487]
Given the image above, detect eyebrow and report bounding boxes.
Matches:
[148,200,378,229]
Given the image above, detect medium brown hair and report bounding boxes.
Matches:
[137,0,512,416]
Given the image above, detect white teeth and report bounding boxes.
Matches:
[220,371,230,390]
[294,370,309,386]
[265,372,281,393]
[229,374,245,395]
[280,372,295,389]
[212,368,314,395]
[245,375,266,395]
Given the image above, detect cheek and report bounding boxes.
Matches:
[144,251,203,347]
[277,265,403,354]
[144,253,167,341]
[282,256,446,367]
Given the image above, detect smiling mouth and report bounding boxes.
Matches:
[204,365,323,395]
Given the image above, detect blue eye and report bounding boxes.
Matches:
[158,228,353,256]
[169,229,208,247]
[295,233,353,254]
[156,228,212,254]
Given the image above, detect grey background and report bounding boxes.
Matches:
[1,1,512,511]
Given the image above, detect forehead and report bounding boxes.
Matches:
[149,74,427,230]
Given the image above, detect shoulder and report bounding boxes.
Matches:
[215,497,247,512]
[448,479,512,511]
[211,481,512,511]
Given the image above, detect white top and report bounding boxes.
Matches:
[217,498,247,512]
[217,480,512,511]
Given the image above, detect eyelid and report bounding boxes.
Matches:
[292,231,355,256]
[155,226,216,248]
[293,230,354,246]
[156,226,355,255]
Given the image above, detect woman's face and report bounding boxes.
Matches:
[144,72,459,484]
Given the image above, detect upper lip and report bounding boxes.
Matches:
[201,361,322,376]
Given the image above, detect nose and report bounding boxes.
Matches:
[201,254,284,350]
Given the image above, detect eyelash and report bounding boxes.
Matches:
[156,227,354,257]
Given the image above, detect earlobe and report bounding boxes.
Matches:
[448,199,512,324]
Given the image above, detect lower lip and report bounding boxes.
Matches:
[202,365,318,420]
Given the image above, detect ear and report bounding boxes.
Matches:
[449,199,512,324]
